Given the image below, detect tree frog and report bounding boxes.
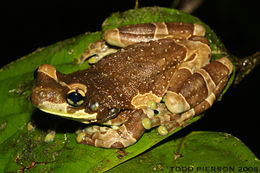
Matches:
[31,22,233,148]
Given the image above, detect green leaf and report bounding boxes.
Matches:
[109,131,260,172]
[0,7,255,172]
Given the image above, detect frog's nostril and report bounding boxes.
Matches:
[30,88,47,106]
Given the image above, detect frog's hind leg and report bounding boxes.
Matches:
[77,109,147,148]
[104,22,206,47]
[78,22,205,64]
[165,57,233,114]
[143,57,233,134]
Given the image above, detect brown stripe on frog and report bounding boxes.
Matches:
[195,68,217,96]
[203,57,233,99]
[152,23,206,40]
[118,23,155,46]
[180,73,209,108]
[168,68,192,92]
[165,23,194,39]
[203,58,232,86]
[104,23,155,47]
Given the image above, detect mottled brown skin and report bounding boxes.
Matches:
[31,22,233,148]
[85,38,189,121]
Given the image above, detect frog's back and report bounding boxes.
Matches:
[88,39,187,95]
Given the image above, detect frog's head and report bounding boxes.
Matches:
[31,64,108,124]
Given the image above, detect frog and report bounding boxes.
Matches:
[31,22,233,148]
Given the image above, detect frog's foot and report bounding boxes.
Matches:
[143,57,233,135]
[76,109,146,148]
[76,40,117,64]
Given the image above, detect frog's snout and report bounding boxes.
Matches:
[30,87,44,106]
[30,86,65,107]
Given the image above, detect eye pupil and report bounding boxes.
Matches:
[67,91,85,107]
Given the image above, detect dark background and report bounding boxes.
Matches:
[2,0,260,157]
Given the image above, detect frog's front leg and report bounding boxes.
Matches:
[143,57,233,134]
[77,109,146,148]
[77,39,117,64]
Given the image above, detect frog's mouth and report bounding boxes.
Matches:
[37,102,97,124]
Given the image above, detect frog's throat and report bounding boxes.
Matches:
[38,102,97,124]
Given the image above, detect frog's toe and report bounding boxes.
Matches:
[76,127,96,146]
[142,118,152,130]
[75,125,138,148]
[157,125,168,136]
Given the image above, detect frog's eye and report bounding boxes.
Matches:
[66,90,85,107]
